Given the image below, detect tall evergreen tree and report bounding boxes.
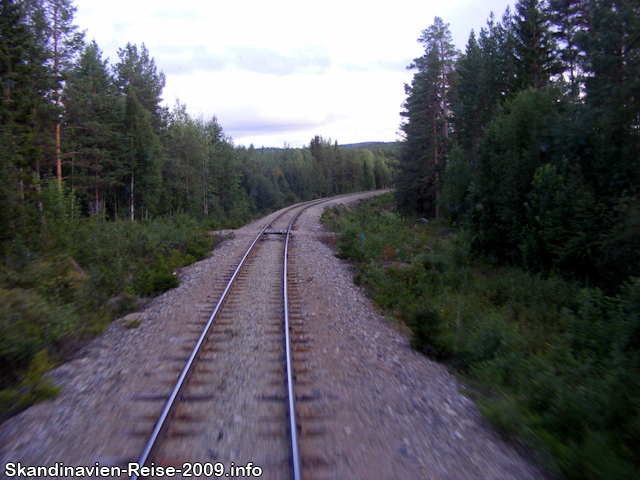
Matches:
[18,0,84,190]
[114,43,166,131]
[114,43,165,219]
[495,7,519,99]
[514,0,559,89]
[63,40,121,216]
[123,88,161,220]
[16,0,58,188]
[0,0,40,246]
[453,10,520,156]
[454,31,485,153]
[417,17,458,142]
[397,17,458,217]
[549,0,588,97]
[45,0,83,190]
[578,0,640,194]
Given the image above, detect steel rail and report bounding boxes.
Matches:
[130,192,372,480]
[130,206,300,480]
[278,193,353,479]
[283,204,308,480]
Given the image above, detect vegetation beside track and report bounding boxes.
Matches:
[321,193,640,480]
[0,183,219,421]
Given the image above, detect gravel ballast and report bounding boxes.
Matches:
[0,192,544,479]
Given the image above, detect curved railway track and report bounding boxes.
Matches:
[130,195,354,480]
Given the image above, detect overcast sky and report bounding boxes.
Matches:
[75,0,514,148]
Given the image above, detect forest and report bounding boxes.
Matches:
[397,0,639,289]
[386,0,639,477]
[0,0,395,418]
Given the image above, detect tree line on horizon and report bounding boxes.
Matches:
[397,0,639,288]
[0,0,396,242]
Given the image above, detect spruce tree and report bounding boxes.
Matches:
[454,31,484,153]
[514,0,558,89]
[63,40,122,216]
[0,0,39,246]
[114,43,165,219]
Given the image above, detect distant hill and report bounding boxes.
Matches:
[254,141,403,154]
[338,141,403,152]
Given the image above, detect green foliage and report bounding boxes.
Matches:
[0,288,77,375]
[469,84,640,286]
[439,144,472,222]
[134,254,179,296]
[0,185,219,418]
[399,1,639,292]
[513,0,559,90]
[473,87,562,259]
[236,137,392,215]
[397,17,458,217]
[0,350,60,422]
[324,195,640,479]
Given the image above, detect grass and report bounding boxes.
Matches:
[321,193,640,480]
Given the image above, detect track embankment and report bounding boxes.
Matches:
[0,190,543,480]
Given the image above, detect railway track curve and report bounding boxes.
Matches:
[130,194,360,480]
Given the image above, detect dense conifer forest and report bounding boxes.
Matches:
[397,0,639,289]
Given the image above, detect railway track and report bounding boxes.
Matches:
[130,196,350,480]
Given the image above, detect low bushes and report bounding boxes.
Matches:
[1,189,220,420]
[322,193,640,479]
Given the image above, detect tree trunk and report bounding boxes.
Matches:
[54,3,62,191]
[56,122,61,190]
[130,116,134,221]
[203,151,208,216]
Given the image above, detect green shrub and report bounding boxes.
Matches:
[408,304,454,359]
[0,207,221,419]
[322,194,640,479]
[0,350,61,421]
[0,289,79,379]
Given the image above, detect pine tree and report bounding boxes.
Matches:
[46,0,84,190]
[578,0,640,194]
[19,0,84,190]
[114,43,166,131]
[16,0,58,188]
[417,17,458,143]
[397,17,458,217]
[549,0,588,97]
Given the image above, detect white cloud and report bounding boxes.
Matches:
[75,0,513,147]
